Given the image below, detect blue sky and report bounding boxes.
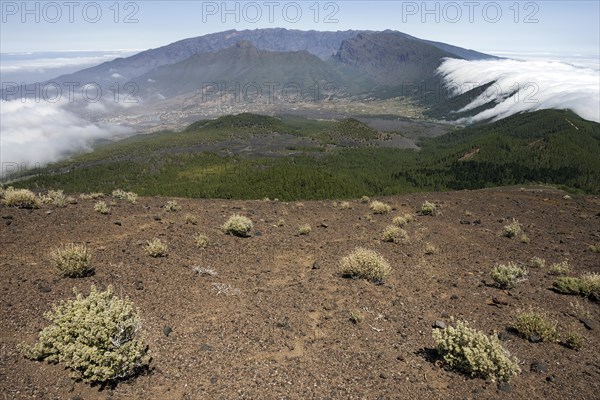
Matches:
[1,0,599,56]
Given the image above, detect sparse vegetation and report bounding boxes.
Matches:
[502,219,522,238]
[360,196,370,203]
[424,243,438,255]
[432,319,520,382]
[553,273,600,300]
[276,218,285,227]
[19,285,149,384]
[222,214,253,237]
[520,234,530,244]
[165,200,181,212]
[548,260,572,276]
[553,277,585,295]
[529,256,545,268]
[563,332,584,350]
[420,201,437,215]
[369,201,391,214]
[112,189,138,204]
[490,262,527,289]
[349,309,364,324]
[94,201,110,214]
[381,225,408,243]
[79,192,104,200]
[514,308,558,342]
[2,188,40,209]
[392,213,413,227]
[589,244,600,253]
[339,201,351,209]
[39,190,67,207]
[194,233,209,249]
[145,238,168,257]
[50,243,93,278]
[298,224,312,235]
[184,214,198,225]
[339,247,391,283]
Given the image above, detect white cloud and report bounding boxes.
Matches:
[0,100,131,177]
[437,58,600,123]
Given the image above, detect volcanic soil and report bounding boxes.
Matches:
[1,186,599,399]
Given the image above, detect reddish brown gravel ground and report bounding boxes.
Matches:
[1,186,599,399]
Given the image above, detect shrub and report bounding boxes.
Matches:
[580,273,600,297]
[502,219,522,238]
[2,188,40,208]
[393,213,414,226]
[194,233,209,249]
[94,201,110,214]
[589,244,600,253]
[145,238,167,257]
[165,200,181,212]
[520,234,530,244]
[513,308,558,342]
[339,201,351,210]
[548,260,571,276]
[382,225,408,243]
[339,247,391,283]
[298,224,312,235]
[79,192,104,200]
[490,262,527,289]
[369,201,391,214]
[222,214,253,237]
[554,274,600,300]
[424,243,438,255]
[50,243,93,278]
[40,190,67,207]
[112,189,138,204]
[276,218,285,227]
[420,201,436,215]
[360,196,370,203]
[529,256,545,268]
[553,277,583,295]
[19,286,149,384]
[563,332,584,350]
[184,214,198,225]
[349,309,364,324]
[432,319,520,382]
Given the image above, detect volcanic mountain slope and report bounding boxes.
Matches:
[136,41,371,99]
[1,187,599,399]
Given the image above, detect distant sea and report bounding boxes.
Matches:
[0,50,139,85]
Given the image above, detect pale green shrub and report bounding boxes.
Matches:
[19,286,149,383]
[432,319,520,382]
[184,214,198,225]
[382,225,408,243]
[194,233,209,249]
[393,213,413,227]
[420,201,436,215]
[39,190,67,207]
[339,201,351,210]
[50,243,93,278]
[548,260,572,276]
[112,189,138,204]
[564,332,584,350]
[94,201,110,214]
[79,192,104,200]
[2,188,40,208]
[490,262,527,289]
[360,196,370,203]
[145,238,167,257]
[298,224,312,235]
[502,219,522,238]
[529,256,545,268]
[369,201,391,214]
[339,247,391,283]
[514,308,558,342]
[165,200,181,212]
[222,214,253,237]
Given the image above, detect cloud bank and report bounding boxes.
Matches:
[0,100,131,178]
[437,58,600,124]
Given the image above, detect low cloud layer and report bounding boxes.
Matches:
[1,100,131,178]
[437,58,600,124]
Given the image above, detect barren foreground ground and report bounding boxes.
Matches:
[1,187,599,399]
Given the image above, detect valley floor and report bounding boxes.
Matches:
[1,187,599,399]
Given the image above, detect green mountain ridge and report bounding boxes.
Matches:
[9,110,599,199]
